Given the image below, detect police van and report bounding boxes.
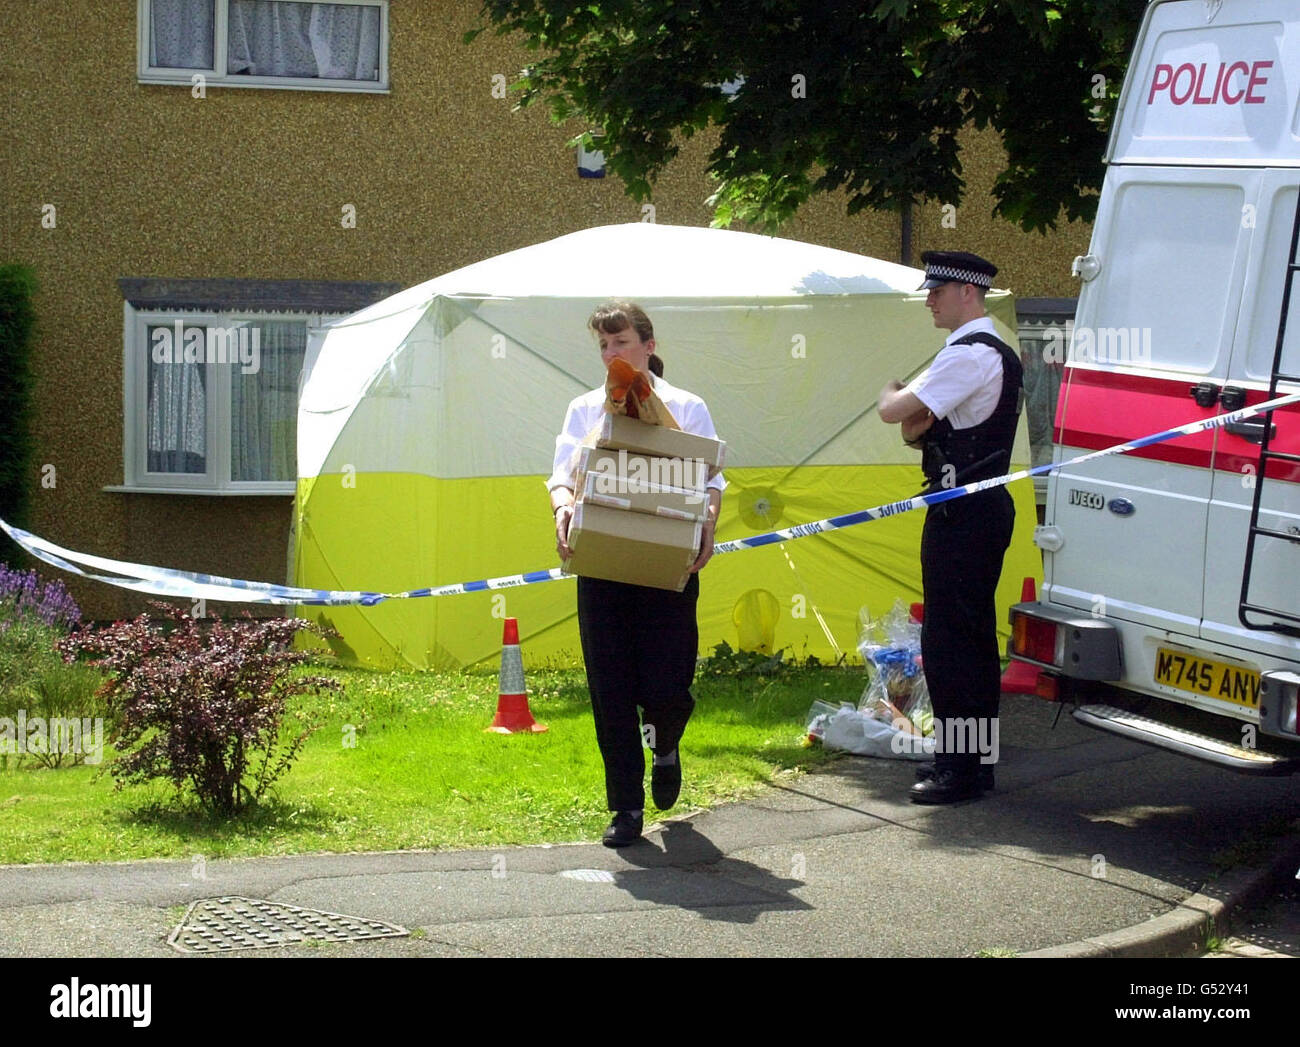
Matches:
[1007,0,1300,772]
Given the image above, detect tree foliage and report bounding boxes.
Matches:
[467,1,1145,233]
[0,264,37,563]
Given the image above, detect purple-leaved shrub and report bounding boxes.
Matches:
[59,604,340,816]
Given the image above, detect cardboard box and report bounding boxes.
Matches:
[595,414,726,473]
[579,469,709,521]
[563,502,701,591]
[576,444,707,496]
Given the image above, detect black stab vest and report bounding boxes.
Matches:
[919,332,1023,489]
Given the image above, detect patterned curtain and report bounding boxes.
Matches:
[149,0,380,80]
[231,320,306,482]
[147,325,207,475]
[149,0,216,69]
[228,1,380,80]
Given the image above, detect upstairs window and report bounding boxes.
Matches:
[139,0,388,92]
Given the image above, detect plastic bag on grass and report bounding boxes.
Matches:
[805,700,839,742]
[818,702,934,760]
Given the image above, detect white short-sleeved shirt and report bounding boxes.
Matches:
[905,317,1005,430]
[546,375,728,493]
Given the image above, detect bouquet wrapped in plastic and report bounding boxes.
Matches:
[801,599,936,760]
[857,600,933,740]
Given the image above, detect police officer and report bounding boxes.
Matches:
[878,251,1022,804]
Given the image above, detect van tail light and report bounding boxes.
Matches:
[1007,603,1123,682]
[1011,612,1064,668]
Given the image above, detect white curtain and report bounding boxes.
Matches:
[149,0,216,69]
[149,0,379,79]
[147,326,207,474]
[232,320,306,482]
[228,1,380,80]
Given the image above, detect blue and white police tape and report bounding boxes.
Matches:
[4,389,1298,607]
[715,388,1300,554]
[0,515,567,606]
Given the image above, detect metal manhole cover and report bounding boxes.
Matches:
[168,896,408,954]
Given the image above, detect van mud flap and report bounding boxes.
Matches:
[1073,704,1300,775]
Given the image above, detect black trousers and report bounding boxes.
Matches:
[576,573,699,811]
[920,487,1014,775]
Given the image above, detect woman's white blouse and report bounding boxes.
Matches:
[547,375,727,494]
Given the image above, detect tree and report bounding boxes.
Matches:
[466,1,1145,234]
[0,264,37,566]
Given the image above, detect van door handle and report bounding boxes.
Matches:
[1219,386,1247,411]
[1224,418,1276,444]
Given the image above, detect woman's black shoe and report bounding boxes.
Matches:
[602,811,644,847]
[651,755,681,810]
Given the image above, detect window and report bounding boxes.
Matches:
[138,0,388,92]
[116,277,400,494]
[1091,177,1243,374]
[125,310,341,494]
[1016,299,1076,509]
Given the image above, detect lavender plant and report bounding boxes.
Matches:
[0,564,82,631]
[58,605,340,816]
[0,567,101,769]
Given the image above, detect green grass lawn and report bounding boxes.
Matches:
[0,662,858,865]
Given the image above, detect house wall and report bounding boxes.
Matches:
[2,0,1090,620]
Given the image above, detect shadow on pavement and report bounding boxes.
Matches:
[609,820,810,923]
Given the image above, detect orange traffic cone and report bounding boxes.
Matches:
[486,618,548,734]
[1000,577,1043,696]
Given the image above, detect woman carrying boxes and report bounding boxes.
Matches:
[547,302,726,847]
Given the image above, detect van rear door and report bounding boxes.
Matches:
[1202,171,1300,665]
[1049,167,1256,636]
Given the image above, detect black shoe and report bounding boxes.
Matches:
[909,769,984,805]
[602,811,643,847]
[915,763,995,792]
[651,753,682,810]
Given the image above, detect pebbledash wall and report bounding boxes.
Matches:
[3,0,1090,622]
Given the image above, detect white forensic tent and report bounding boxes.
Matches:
[294,223,1041,668]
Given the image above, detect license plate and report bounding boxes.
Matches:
[1154,647,1261,709]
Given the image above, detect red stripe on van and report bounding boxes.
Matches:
[1056,367,1300,482]
[1217,387,1300,483]
[1056,367,1216,469]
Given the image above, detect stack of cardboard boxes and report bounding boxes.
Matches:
[563,415,726,591]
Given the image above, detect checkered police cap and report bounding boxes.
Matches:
[917,250,998,290]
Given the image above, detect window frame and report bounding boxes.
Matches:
[1015,299,1077,509]
[136,0,390,94]
[120,304,343,495]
